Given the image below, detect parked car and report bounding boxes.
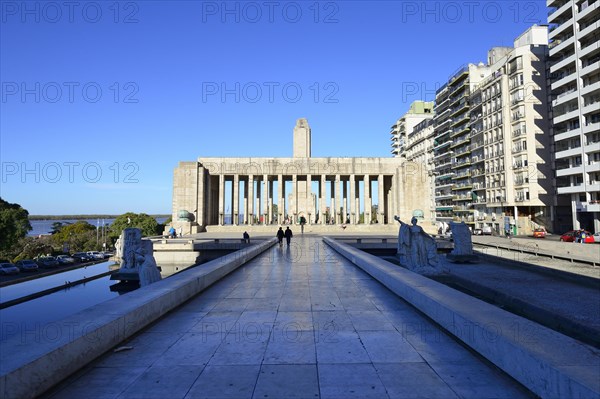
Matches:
[56,254,76,264]
[559,230,595,243]
[532,228,546,238]
[592,232,600,243]
[37,256,59,268]
[72,252,92,262]
[87,251,104,260]
[0,263,20,275]
[15,259,39,272]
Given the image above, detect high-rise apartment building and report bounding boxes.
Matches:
[432,26,553,235]
[390,101,434,158]
[547,0,600,233]
[472,26,553,235]
[432,64,491,229]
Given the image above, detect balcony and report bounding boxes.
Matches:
[550,35,576,54]
[556,164,584,177]
[512,129,526,138]
[555,146,583,159]
[557,184,586,194]
[554,126,582,142]
[548,1,572,24]
[580,40,600,59]
[549,17,572,39]
[582,101,600,117]
[551,71,577,91]
[550,53,576,74]
[581,60,600,78]
[552,88,578,107]
[578,20,600,41]
[581,81,600,97]
[512,146,527,154]
[553,108,580,124]
[433,140,452,151]
[583,121,600,134]
[577,0,600,20]
[451,184,473,191]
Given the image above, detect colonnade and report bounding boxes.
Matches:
[208,174,394,226]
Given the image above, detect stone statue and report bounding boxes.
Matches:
[447,222,479,263]
[394,216,443,275]
[112,228,162,286]
[136,240,162,286]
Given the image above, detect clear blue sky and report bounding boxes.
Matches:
[0,0,548,215]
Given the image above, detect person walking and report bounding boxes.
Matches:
[276,227,284,246]
[299,216,306,234]
[243,231,250,244]
[284,226,293,246]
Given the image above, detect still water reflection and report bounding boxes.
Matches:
[0,262,197,342]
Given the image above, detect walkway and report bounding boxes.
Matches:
[46,236,532,399]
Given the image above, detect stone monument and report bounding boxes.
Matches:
[394,215,445,276]
[111,228,162,286]
[446,222,479,263]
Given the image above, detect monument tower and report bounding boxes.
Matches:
[293,118,311,158]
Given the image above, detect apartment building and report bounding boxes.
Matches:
[390,101,434,158]
[406,118,436,223]
[432,64,491,229]
[433,26,554,235]
[547,0,600,233]
[472,26,553,235]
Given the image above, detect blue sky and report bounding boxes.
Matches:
[0,0,548,215]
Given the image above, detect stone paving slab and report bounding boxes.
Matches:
[46,236,532,399]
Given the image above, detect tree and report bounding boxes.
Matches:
[50,221,98,252]
[0,198,32,253]
[13,236,54,262]
[109,212,161,241]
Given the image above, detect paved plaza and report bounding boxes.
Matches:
[47,236,532,399]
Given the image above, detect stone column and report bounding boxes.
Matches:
[320,174,327,224]
[342,179,347,223]
[278,174,283,224]
[292,174,298,222]
[233,174,239,225]
[263,174,268,225]
[248,175,254,225]
[349,175,356,224]
[378,174,385,224]
[197,166,205,227]
[218,174,225,225]
[307,174,312,220]
[242,177,248,225]
[268,180,274,224]
[335,175,341,223]
[364,175,370,224]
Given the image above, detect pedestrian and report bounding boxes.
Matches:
[580,230,587,244]
[299,215,306,234]
[276,227,284,246]
[168,226,175,239]
[243,231,250,243]
[284,226,293,246]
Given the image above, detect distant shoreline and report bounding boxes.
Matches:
[29,214,170,221]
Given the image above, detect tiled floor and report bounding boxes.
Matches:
[48,236,533,399]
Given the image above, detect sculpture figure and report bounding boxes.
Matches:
[394,216,442,275]
[111,228,162,286]
[447,222,479,263]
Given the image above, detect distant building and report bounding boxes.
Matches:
[390,101,434,158]
[171,119,433,232]
[547,0,600,233]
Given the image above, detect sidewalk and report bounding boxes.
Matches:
[47,236,532,399]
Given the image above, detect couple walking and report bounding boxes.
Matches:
[276,226,293,246]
